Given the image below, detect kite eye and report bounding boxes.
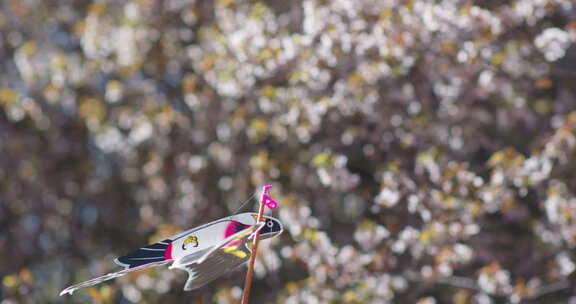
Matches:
[266,221,274,228]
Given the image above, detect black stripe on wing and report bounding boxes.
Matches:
[115,239,172,269]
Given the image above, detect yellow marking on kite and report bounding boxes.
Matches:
[182,236,199,250]
[251,214,265,222]
[223,247,248,259]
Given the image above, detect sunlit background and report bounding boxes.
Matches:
[1,0,576,303]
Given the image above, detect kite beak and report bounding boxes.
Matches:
[259,216,283,239]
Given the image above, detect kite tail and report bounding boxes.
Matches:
[60,260,171,296]
[114,239,173,269]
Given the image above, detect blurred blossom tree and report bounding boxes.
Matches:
[1,0,576,303]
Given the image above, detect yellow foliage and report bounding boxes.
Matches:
[248,119,269,143]
[19,41,38,57]
[250,150,271,170]
[302,228,320,242]
[459,1,473,17]
[105,80,124,102]
[379,8,393,23]
[358,219,375,231]
[87,285,116,304]
[470,200,481,217]
[343,290,359,303]
[250,3,270,19]
[492,52,506,67]
[200,53,218,71]
[312,152,334,168]
[88,3,107,16]
[51,54,68,71]
[87,288,100,301]
[79,97,106,125]
[182,74,198,94]
[443,195,457,209]
[250,119,269,134]
[488,147,525,168]
[419,227,437,243]
[216,0,235,9]
[440,42,457,54]
[561,206,573,223]
[2,275,18,288]
[256,48,274,61]
[285,281,299,294]
[567,111,576,125]
[346,72,365,88]
[261,85,278,99]
[19,268,33,284]
[514,277,528,299]
[453,290,471,304]
[0,88,18,105]
[435,247,453,264]
[288,70,308,84]
[534,99,551,115]
[99,285,115,302]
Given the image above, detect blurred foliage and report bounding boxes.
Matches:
[1,0,576,303]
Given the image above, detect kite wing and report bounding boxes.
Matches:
[61,238,176,296]
[172,222,264,291]
[60,221,266,295]
[114,239,174,269]
[59,259,171,296]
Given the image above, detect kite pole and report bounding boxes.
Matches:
[241,185,277,304]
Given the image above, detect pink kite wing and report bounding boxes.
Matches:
[59,259,171,296]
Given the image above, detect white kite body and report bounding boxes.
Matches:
[167,213,257,263]
[60,212,283,295]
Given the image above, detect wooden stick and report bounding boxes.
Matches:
[241,188,267,304]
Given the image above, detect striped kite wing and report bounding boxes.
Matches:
[60,239,175,296]
[115,239,174,269]
[59,259,171,296]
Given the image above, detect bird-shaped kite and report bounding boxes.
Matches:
[60,209,282,295]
